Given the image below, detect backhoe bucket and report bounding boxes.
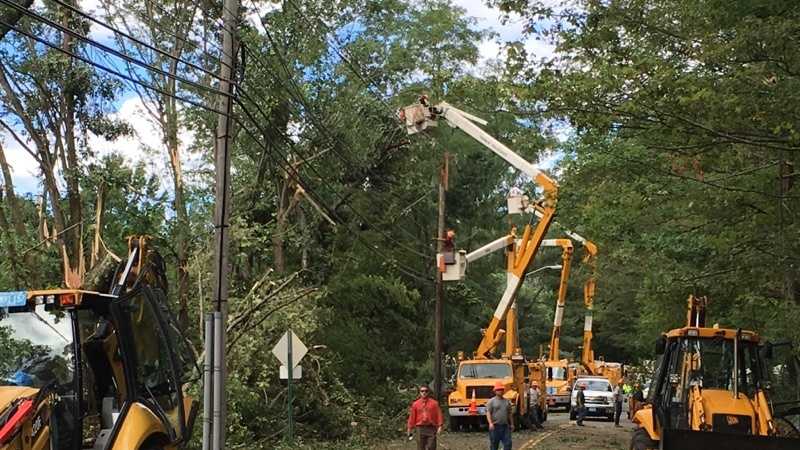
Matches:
[662,429,800,450]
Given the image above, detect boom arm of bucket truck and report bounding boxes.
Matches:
[541,239,574,362]
[401,98,558,358]
[531,209,600,374]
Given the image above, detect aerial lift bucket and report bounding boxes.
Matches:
[661,429,800,450]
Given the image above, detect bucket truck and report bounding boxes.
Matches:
[401,98,556,430]
[531,210,624,386]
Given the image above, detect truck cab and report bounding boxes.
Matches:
[544,359,572,410]
[0,287,195,450]
[448,360,516,430]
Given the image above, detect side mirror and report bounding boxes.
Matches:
[655,335,667,355]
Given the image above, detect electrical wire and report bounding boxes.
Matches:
[0,0,232,100]
[1,3,432,280]
[0,16,232,118]
[48,0,236,81]
[238,43,428,258]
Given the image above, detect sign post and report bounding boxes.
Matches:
[271,330,308,444]
[287,331,293,443]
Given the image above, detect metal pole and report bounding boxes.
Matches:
[287,330,294,443]
[434,152,447,401]
[212,312,225,450]
[207,0,239,447]
[733,329,740,399]
[202,314,214,450]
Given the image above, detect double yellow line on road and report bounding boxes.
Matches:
[519,423,572,449]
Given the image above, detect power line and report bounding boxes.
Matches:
[0,16,232,118]
[49,0,235,82]
[0,0,232,100]
[2,2,432,280]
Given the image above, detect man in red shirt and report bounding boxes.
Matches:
[406,385,443,450]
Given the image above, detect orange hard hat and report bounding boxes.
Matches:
[494,382,505,391]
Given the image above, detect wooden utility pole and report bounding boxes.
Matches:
[434,152,448,401]
[204,0,239,449]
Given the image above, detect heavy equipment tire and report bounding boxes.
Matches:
[448,416,460,432]
[629,427,658,450]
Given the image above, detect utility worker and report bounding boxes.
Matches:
[406,385,443,450]
[575,382,587,426]
[630,383,645,418]
[528,380,544,430]
[486,381,513,450]
[613,379,624,426]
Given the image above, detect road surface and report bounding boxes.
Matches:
[379,411,634,450]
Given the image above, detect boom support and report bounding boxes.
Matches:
[542,239,574,361]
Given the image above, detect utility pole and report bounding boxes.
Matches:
[204,0,239,449]
[434,152,448,401]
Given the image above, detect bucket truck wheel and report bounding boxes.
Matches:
[629,427,658,450]
[448,416,461,432]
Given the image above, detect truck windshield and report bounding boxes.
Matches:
[0,305,74,388]
[459,363,511,379]
[548,367,566,381]
[579,379,611,391]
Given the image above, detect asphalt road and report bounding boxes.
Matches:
[379,411,634,450]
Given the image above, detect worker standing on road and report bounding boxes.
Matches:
[575,383,587,426]
[406,385,443,450]
[486,382,514,450]
[613,379,624,426]
[528,381,544,431]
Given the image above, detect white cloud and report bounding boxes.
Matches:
[451,0,556,71]
[0,133,41,195]
[3,95,202,196]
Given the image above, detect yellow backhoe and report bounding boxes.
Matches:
[0,237,196,450]
[631,295,799,450]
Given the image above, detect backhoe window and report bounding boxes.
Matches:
[0,305,73,388]
[678,337,761,394]
[459,363,512,379]
[126,290,181,433]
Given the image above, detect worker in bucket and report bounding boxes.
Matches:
[406,385,443,450]
[486,381,514,449]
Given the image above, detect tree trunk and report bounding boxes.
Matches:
[272,177,290,274]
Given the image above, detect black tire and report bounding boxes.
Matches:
[629,427,658,450]
[607,413,615,422]
[448,416,460,432]
[569,410,576,421]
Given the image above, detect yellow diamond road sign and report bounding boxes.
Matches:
[271,330,307,368]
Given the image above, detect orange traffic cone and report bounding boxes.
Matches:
[468,390,477,415]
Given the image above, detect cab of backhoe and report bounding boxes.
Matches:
[632,326,798,449]
[0,287,195,450]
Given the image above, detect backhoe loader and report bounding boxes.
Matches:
[630,295,798,450]
[0,236,196,450]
